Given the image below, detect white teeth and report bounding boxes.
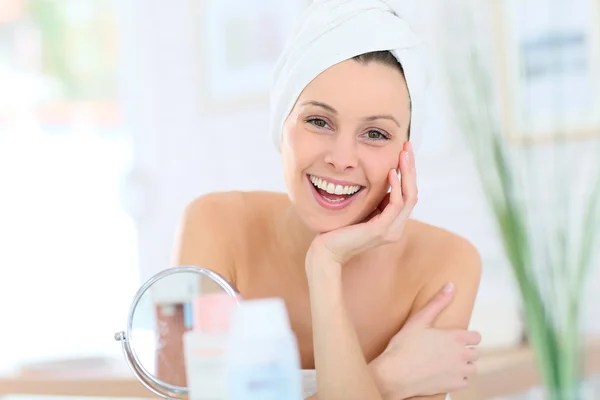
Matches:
[309,175,362,196]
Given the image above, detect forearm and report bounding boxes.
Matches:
[306,260,382,400]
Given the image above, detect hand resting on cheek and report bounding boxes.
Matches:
[306,141,417,266]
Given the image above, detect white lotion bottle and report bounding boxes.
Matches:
[183,292,237,400]
[226,298,303,400]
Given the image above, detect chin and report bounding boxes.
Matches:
[293,173,379,233]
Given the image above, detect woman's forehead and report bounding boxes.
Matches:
[297,59,411,117]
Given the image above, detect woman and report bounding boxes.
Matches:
[173,1,482,399]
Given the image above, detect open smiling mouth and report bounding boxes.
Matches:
[308,174,365,209]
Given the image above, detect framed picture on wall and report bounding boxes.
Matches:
[493,0,600,144]
[194,0,309,109]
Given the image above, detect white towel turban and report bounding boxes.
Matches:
[269,0,430,152]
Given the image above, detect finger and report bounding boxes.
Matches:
[384,141,410,215]
[464,347,479,363]
[452,377,469,392]
[388,150,417,232]
[388,168,403,208]
[455,330,482,346]
[463,362,478,378]
[378,169,403,223]
[463,330,482,346]
[398,147,418,217]
[400,141,411,174]
[406,282,455,327]
[397,141,410,176]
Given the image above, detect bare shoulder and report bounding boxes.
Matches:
[407,219,482,278]
[184,190,286,226]
[172,191,286,283]
[404,220,482,329]
[184,191,248,223]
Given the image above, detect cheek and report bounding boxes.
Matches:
[282,123,317,171]
[364,151,399,189]
[281,124,313,194]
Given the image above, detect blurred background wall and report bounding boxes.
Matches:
[0,0,598,378]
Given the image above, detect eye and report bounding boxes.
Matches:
[364,130,390,141]
[306,118,330,129]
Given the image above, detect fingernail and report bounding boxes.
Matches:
[404,151,410,163]
[443,282,454,293]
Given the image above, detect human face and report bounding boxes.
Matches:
[281,58,411,233]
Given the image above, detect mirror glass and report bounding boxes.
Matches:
[115,266,241,399]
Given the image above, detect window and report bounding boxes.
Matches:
[0,0,138,369]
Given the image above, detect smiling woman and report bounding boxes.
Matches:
[171,1,482,400]
[174,58,480,400]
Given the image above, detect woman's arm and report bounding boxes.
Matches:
[402,237,482,400]
[303,275,479,400]
[305,249,383,400]
[303,360,402,400]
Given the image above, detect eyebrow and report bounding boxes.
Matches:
[301,100,401,128]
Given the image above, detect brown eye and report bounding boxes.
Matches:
[366,130,388,140]
[307,118,329,128]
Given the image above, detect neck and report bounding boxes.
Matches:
[276,203,318,264]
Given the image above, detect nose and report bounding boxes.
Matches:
[324,133,358,172]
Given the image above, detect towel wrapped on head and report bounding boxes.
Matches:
[269,0,430,152]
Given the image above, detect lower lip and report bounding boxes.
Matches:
[307,176,363,211]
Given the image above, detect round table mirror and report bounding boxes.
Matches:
[114,266,241,399]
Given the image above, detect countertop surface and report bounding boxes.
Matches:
[0,337,599,399]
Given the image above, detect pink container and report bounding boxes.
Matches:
[192,292,238,333]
